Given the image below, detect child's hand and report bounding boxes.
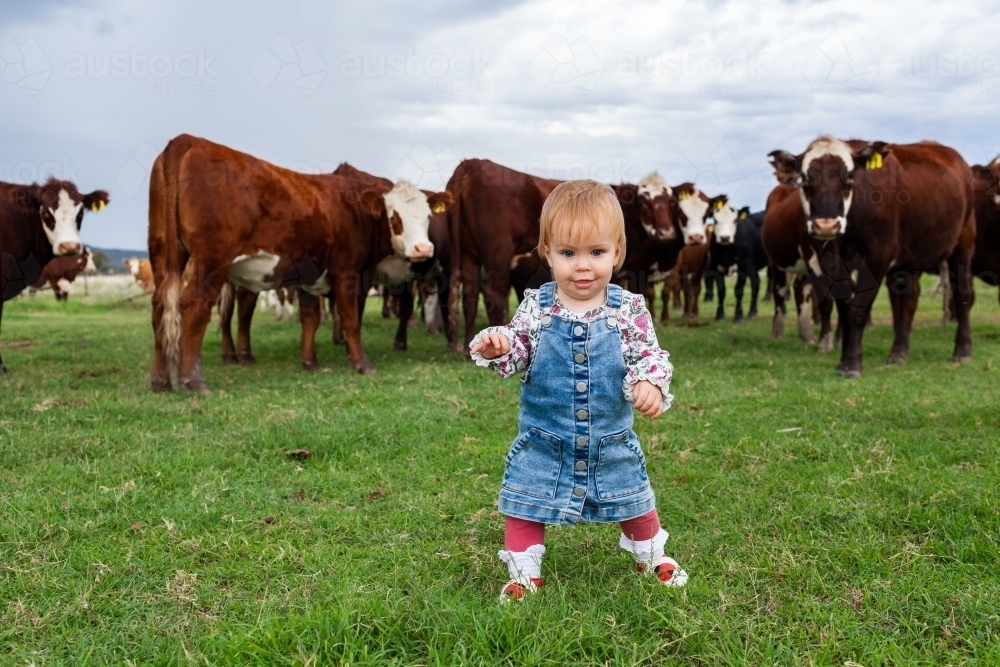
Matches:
[470,333,511,360]
[632,380,663,419]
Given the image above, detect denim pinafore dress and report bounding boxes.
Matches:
[498,282,656,525]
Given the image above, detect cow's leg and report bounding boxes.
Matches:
[714,273,726,321]
[298,290,321,371]
[886,269,914,364]
[177,264,225,395]
[949,250,974,363]
[235,287,258,365]
[769,266,787,339]
[482,265,511,329]
[703,271,716,302]
[150,277,172,392]
[795,277,816,344]
[395,284,414,351]
[335,274,376,374]
[817,288,835,353]
[733,271,747,323]
[0,300,7,373]
[381,288,393,319]
[657,282,670,323]
[748,269,760,319]
[460,254,480,354]
[837,299,867,378]
[219,286,238,365]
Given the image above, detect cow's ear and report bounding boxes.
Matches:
[768,150,801,183]
[709,195,727,212]
[8,185,39,209]
[427,191,454,215]
[738,206,750,219]
[360,189,385,217]
[83,190,110,212]
[853,142,890,171]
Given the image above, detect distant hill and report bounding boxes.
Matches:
[87,247,148,273]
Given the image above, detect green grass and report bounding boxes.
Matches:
[2,280,1000,666]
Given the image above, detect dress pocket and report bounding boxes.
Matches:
[502,428,563,500]
[595,430,649,500]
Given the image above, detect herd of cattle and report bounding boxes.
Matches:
[1,133,998,389]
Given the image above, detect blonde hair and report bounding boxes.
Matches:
[538,179,626,271]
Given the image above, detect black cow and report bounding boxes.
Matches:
[704,202,767,322]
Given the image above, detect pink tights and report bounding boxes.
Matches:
[504,510,661,551]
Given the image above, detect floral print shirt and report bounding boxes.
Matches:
[470,288,674,411]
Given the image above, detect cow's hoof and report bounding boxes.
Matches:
[222,353,238,365]
[771,316,784,340]
[952,354,972,363]
[150,377,173,393]
[183,380,212,396]
[703,293,713,303]
[301,360,319,372]
[838,369,862,379]
[748,309,758,319]
[237,354,256,366]
[394,340,407,351]
[818,333,834,353]
[734,313,744,324]
[355,362,377,375]
[886,353,907,365]
[715,313,725,322]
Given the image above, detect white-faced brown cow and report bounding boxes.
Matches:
[769,137,976,377]
[1,178,108,372]
[124,257,155,294]
[147,134,447,394]
[32,248,96,300]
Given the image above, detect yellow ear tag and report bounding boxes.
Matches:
[431,202,446,214]
[739,212,747,219]
[865,153,883,170]
[678,191,691,201]
[715,200,724,210]
[91,200,104,211]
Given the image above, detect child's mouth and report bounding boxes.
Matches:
[573,279,594,289]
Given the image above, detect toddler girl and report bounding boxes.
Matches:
[470,179,688,602]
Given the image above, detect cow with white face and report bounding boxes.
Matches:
[674,183,712,245]
[636,171,677,240]
[1,178,109,372]
[381,180,444,260]
[768,136,888,241]
[768,136,977,377]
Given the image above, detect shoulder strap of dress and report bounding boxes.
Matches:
[537,281,556,309]
[606,284,624,309]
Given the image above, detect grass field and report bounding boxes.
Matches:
[2,280,1000,666]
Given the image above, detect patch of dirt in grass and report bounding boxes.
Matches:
[32,397,89,412]
[5,339,35,349]
[166,570,198,605]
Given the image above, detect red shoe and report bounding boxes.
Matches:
[636,556,688,587]
[499,576,543,603]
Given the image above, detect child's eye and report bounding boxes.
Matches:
[591,249,605,257]
[560,250,575,258]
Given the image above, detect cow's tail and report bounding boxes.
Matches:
[939,259,952,330]
[150,137,190,380]
[216,282,233,333]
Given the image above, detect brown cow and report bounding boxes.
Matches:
[760,183,835,350]
[447,161,678,352]
[1,178,108,372]
[32,248,96,300]
[147,134,447,394]
[971,159,1000,294]
[769,137,976,377]
[123,257,154,293]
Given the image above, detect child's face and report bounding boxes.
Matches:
[543,222,619,306]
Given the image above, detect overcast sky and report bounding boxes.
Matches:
[2,0,999,250]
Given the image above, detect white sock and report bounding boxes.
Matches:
[619,528,668,567]
[498,544,546,582]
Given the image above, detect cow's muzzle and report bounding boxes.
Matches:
[717,236,732,245]
[58,242,82,256]
[811,218,841,240]
[409,243,434,260]
[686,233,705,245]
